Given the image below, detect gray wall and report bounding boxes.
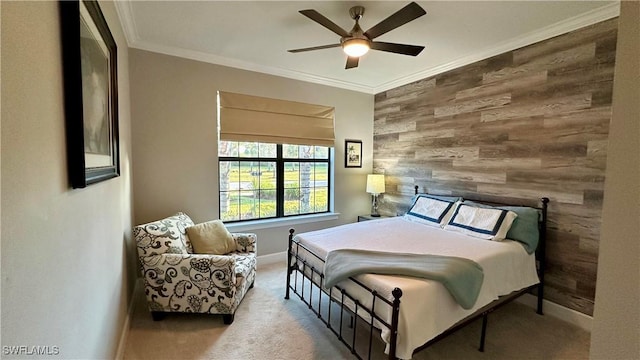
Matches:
[590,1,640,359]
[1,1,135,358]
[129,49,374,256]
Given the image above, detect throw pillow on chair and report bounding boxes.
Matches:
[186,219,236,255]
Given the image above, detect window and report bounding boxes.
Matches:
[217,91,335,223]
[219,141,330,222]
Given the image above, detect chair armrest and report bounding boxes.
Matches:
[232,233,257,253]
[140,253,237,289]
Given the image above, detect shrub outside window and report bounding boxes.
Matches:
[219,141,330,222]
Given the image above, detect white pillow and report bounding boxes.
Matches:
[404,195,459,228]
[444,204,517,241]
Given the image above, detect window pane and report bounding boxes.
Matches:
[284,162,299,188]
[299,162,313,214]
[239,142,259,158]
[259,162,276,189]
[221,190,240,221]
[259,143,276,158]
[284,198,300,216]
[219,160,238,221]
[238,161,256,192]
[240,190,257,220]
[219,141,238,157]
[219,161,232,191]
[259,190,276,218]
[220,160,240,190]
[314,188,328,212]
[299,162,313,188]
[314,146,329,159]
[255,162,276,218]
[299,145,313,159]
[315,163,328,186]
[283,144,298,158]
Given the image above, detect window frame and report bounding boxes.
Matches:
[218,142,332,223]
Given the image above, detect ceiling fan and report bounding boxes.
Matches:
[288,2,427,69]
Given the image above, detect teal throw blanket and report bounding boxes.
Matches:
[323,249,484,309]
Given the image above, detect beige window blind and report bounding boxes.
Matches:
[218,91,335,147]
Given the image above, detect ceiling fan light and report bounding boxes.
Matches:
[342,38,370,57]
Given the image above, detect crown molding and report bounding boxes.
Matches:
[373,1,620,93]
[113,1,138,47]
[130,40,376,94]
[113,2,620,95]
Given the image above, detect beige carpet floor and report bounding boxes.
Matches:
[123,261,590,360]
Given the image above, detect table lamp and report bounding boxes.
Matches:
[366,174,385,217]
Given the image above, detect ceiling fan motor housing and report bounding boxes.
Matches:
[349,6,365,20]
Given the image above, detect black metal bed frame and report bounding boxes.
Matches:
[285,187,549,359]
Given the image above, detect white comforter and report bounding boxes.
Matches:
[293,217,540,359]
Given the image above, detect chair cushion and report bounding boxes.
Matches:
[186,220,236,255]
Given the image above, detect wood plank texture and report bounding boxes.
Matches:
[373,19,618,316]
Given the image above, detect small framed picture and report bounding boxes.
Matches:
[345,139,362,168]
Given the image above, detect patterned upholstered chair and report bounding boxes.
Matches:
[134,212,256,324]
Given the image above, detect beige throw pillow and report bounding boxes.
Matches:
[186,220,235,255]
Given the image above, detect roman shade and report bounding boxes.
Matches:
[218,91,335,147]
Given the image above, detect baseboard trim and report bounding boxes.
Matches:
[516,293,593,332]
[115,279,141,360]
[257,251,286,268]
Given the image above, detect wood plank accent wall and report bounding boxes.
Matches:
[373,19,617,316]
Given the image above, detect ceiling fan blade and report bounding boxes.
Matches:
[299,9,350,38]
[370,41,425,56]
[364,2,426,40]
[288,44,341,53]
[345,56,359,69]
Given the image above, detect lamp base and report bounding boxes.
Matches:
[371,194,381,217]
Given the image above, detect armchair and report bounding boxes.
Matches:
[134,212,256,324]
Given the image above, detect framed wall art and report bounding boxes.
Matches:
[60,0,119,188]
[345,139,362,168]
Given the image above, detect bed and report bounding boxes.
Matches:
[284,188,549,359]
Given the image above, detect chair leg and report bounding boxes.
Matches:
[151,312,166,321]
[223,313,235,325]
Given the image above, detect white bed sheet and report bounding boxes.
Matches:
[292,217,540,359]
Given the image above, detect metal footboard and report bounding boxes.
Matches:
[285,229,402,360]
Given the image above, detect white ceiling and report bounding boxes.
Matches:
[115,1,619,94]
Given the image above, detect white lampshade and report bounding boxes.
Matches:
[342,38,370,57]
[366,174,385,195]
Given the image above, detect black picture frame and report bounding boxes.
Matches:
[60,0,119,188]
[345,139,362,168]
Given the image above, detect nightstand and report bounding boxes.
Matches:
[357,214,392,222]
